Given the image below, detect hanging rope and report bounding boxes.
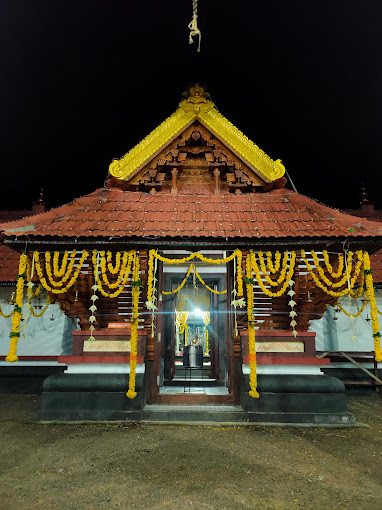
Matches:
[188,0,201,52]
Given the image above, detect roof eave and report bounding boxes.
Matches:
[4,235,382,253]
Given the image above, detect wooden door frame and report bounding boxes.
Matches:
[146,255,241,404]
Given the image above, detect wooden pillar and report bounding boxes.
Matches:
[171,168,178,195]
[213,168,221,195]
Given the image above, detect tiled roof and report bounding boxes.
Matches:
[0,244,20,282]
[345,207,382,284]
[0,205,46,282]
[2,187,382,241]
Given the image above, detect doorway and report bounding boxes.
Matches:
[149,251,238,404]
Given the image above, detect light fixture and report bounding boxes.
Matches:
[50,313,55,321]
[194,308,202,317]
[34,296,43,310]
[7,292,16,305]
[307,291,313,303]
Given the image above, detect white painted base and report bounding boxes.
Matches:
[242,365,323,376]
[65,363,145,374]
[0,361,66,367]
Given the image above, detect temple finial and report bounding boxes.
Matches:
[360,182,374,217]
[181,83,209,101]
[32,188,46,214]
[179,84,213,113]
[360,183,372,205]
[37,188,45,205]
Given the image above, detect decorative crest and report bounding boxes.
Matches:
[179,84,214,113]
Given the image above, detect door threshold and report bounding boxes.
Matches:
[151,393,236,405]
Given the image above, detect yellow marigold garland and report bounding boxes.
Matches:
[364,252,382,362]
[147,250,155,303]
[266,251,282,274]
[250,250,296,298]
[194,268,227,295]
[53,250,73,278]
[6,253,27,362]
[301,250,362,297]
[322,251,344,279]
[162,264,195,295]
[235,249,244,297]
[26,256,42,298]
[152,249,243,298]
[349,268,364,299]
[127,252,141,399]
[161,263,227,295]
[106,250,121,274]
[154,251,238,265]
[245,253,259,398]
[0,304,14,318]
[28,293,52,318]
[35,250,89,294]
[176,311,189,334]
[44,251,77,287]
[98,251,129,289]
[92,250,134,298]
[310,250,361,288]
[336,297,368,319]
[258,251,290,287]
[201,311,210,326]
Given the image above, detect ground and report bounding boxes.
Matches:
[0,395,381,510]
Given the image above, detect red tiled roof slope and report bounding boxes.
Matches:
[344,207,382,283]
[0,244,20,282]
[0,206,46,282]
[2,188,382,240]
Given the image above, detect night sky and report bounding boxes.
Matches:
[1,1,382,212]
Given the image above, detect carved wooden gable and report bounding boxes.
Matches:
[110,122,278,194]
[108,85,286,195]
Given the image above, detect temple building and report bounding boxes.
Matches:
[1,85,382,423]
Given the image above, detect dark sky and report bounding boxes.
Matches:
[1,0,382,212]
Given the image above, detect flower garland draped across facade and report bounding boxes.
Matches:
[146,249,243,306]
[162,264,227,296]
[34,250,89,294]
[92,250,135,298]
[363,252,382,361]
[27,293,52,318]
[126,252,141,399]
[300,250,381,360]
[249,250,296,298]
[0,304,14,319]
[6,253,28,362]
[245,253,259,398]
[300,250,363,297]
[335,294,368,319]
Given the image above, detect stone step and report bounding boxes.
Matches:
[164,378,221,387]
[141,404,248,423]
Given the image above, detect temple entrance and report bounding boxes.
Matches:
[149,251,238,404]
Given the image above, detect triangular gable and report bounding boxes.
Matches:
[109,84,285,184]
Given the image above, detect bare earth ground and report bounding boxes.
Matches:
[0,395,381,510]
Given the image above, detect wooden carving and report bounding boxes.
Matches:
[106,121,286,195]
